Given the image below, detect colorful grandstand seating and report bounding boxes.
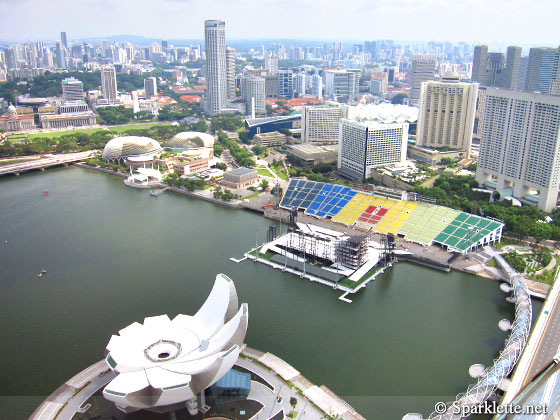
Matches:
[280,179,503,252]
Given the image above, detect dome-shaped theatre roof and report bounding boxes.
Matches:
[102,136,162,159]
[168,132,214,149]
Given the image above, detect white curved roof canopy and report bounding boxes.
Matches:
[168,132,215,148]
[103,273,248,412]
[102,136,163,159]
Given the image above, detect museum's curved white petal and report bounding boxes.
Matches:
[191,274,238,340]
[104,370,149,396]
[103,273,248,412]
[145,367,192,390]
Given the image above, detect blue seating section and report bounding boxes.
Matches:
[305,184,357,219]
[279,179,325,210]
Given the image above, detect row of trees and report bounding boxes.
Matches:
[213,186,238,201]
[0,71,148,104]
[216,131,255,167]
[163,172,206,191]
[0,124,191,158]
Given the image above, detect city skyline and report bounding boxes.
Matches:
[1,0,559,45]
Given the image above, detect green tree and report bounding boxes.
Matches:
[391,93,408,105]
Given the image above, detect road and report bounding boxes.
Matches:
[0,151,94,176]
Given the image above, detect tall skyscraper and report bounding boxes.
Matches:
[240,76,265,116]
[264,52,278,75]
[294,73,306,96]
[471,45,521,89]
[277,70,294,99]
[62,77,84,102]
[204,20,227,115]
[476,88,560,212]
[226,46,236,100]
[410,54,437,105]
[311,74,323,99]
[416,72,478,155]
[101,66,118,104]
[144,77,157,99]
[55,41,66,69]
[338,120,409,180]
[60,32,68,50]
[525,47,560,94]
[471,45,488,84]
[497,46,522,89]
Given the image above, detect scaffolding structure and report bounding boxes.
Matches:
[267,225,277,243]
[334,235,369,270]
[283,230,335,265]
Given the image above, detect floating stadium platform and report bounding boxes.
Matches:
[280,179,504,254]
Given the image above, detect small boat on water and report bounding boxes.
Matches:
[37,269,47,277]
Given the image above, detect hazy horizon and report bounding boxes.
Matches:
[1,0,558,46]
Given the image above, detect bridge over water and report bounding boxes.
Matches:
[0,151,95,176]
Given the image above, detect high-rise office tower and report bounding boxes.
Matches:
[416,72,478,156]
[338,119,409,180]
[476,88,560,212]
[62,77,84,102]
[226,46,236,100]
[55,41,66,69]
[410,54,437,105]
[516,55,529,88]
[301,105,343,144]
[161,40,168,50]
[311,74,323,99]
[277,70,294,99]
[204,20,227,115]
[240,76,265,116]
[265,53,278,75]
[144,77,157,99]
[101,66,118,104]
[325,70,356,102]
[525,47,560,94]
[294,73,306,96]
[496,46,522,89]
[60,32,68,50]
[471,45,521,89]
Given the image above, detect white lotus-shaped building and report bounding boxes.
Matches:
[103,274,248,414]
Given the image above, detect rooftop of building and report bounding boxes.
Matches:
[287,143,337,155]
[245,115,301,127]
[227,167,257,176]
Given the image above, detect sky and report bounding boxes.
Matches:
[1,0,559,46]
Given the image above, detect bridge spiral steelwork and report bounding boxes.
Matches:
[427,253,532,420]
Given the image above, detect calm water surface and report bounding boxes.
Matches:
[0,167,541,420]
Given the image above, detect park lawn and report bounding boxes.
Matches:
[108,122,172,133]
[243,191,261,200]
[28,128,106,140]
[270,165,288,180]
[26,122,173,140]
[257,168,274,177]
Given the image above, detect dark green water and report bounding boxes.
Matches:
[0,167,540,420]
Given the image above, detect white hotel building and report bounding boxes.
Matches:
[476,88,560,212]
[338,119,408,180]
[416,73,478,156]
[301,104,344,144]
